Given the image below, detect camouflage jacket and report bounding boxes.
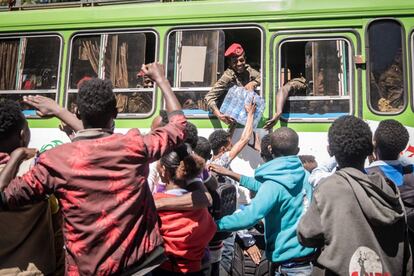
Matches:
[205,64,261,111]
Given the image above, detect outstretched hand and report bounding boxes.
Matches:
[208,164,232,176]
[140,62,165,83]
[263,114,281,130]
[244,245,262,265]
[23,95,61,118]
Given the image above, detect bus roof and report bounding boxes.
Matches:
[1,0,414,31]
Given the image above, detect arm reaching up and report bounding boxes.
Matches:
[228,100,256,161]
[141,62,181,112]
[23,95,84,132]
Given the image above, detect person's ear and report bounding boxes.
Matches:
[75,108,81,120]
[267,145,273,156]
[294,147,300,155]
[327,144,333,157]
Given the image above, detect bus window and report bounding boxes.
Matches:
[167,27,262,115]
[278,39,351,120]
[368,20,405,113]
[0,35,61,115]
[67,31,156,116]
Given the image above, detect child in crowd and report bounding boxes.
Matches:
[212,127,315,276]
[298,115,412,275]
[208,101,256,275]
[0,63,186,275]
[153,144,216,276]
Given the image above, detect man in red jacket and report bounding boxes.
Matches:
[0,63,186,276]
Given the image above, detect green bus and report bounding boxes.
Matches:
[1,0,414,172]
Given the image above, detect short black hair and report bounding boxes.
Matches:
[374,119,409,160]
[194,136,212,161]
[328,115,373,167]
[0,99,25,140]
[185,122,198,149]
[260,133,273,162]
[77,78,117,128]
[270,127,299,157]
[209,130,231,155]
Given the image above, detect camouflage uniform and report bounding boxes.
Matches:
[284,76,307,96]
[377,63,404,112]
[205,64,260,111]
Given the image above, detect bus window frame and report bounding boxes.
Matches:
[164,24,265,119]
[273,34,355,122]
[365,18,408,116]
[65,28,159,119]
[411,28,414,114]
[0,32,63,118]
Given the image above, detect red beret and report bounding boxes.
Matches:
[224,43,244,57]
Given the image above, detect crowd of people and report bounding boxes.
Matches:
[0,55,413,276]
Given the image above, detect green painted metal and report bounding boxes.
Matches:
[1,0,413,131]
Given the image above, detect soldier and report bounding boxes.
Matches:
[205,43,261,125]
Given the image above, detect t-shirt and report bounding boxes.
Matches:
[154,191,216,273]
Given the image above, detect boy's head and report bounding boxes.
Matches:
[194,136,212,161]
[77,78,117,129]
[260,133,273,162]
[185,122,198,149]
[299,155,318,173]
[209,130,232,156]
[269,127,299,158]
[328,115,373,169]
[374,119,409,161]
[0,99,30,154]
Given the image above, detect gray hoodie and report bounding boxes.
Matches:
[297,167,412,276]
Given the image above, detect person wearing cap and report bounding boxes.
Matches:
[205,43,261,125]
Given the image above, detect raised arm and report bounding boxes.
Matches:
[140,63,187,161]
[23,95,84,132]
[263,83,290,130]
[0,148,36,191]
[228,101,256,161]
[141,62,180,113]
[0,153,57,210]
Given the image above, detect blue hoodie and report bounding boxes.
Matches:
[216,155,315,263]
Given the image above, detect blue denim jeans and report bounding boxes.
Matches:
[220,233,235,274]
[274,262,313,276]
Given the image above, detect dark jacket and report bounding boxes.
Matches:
[297,167,412,276]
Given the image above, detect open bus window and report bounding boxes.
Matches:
[167,27,262,116]
[68,31,156,116]
[0,35,61,115]
[368,20,405,113]
[278,39,351,120]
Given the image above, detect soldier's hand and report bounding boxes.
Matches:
[141,62,165,83]
[263,113,281,130]
[217,113,235,125]
[244,81,257,92]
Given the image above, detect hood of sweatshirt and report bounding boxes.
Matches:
[254,155,307,190]
[336,167,404,226]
